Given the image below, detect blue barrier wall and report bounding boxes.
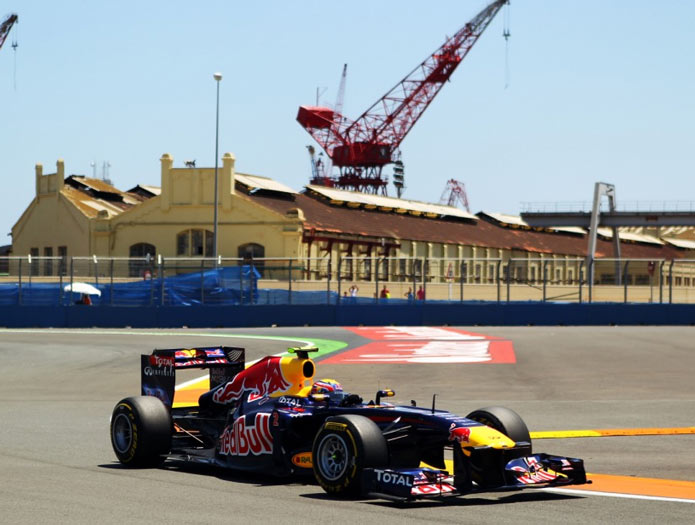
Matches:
[1,302,694,328]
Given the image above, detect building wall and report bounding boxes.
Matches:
[11,154,304,265]
[10,154,693,288]
[11,160,90,264]
[110,153,303,260]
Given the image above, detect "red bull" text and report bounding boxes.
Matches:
[219,413,273,456]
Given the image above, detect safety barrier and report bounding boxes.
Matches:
[1,302,693,329]
[3,255,695,305]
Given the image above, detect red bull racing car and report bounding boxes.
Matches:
[110,346,588,501]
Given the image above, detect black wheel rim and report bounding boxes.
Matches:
[112,413,133,454]
[317,433,349,481]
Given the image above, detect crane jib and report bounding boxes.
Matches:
[297,0,508,193]
[0,14,19,51]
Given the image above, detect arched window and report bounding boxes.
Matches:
[129,243,156,277]
[238,243,264,260]
[238,243,265,276]
[176,230,213,257]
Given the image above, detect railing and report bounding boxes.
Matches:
[1,255,694,306]
[521,201,695,213]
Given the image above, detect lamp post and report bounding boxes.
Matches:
[213,72,222,260]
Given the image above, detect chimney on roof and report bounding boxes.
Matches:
[160,153,173,211]
[221,152,235,209]
[56,159,65,193]
[35,159,65,196]
[35,163,43,196]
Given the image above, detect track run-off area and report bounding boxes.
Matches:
[0,326,693,524]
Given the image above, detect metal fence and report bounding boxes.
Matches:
[1,255,694,306]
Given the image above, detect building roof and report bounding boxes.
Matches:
[307,185,478,221]
[662,237,695,250]
[480,211,586,236]
[247,191,687,259]
[596,228,664,245]
[54,170,693,259]
[235,173,298,195]
[63,176,154,219]
[127,184,161,198]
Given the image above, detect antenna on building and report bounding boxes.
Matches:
[101,161,112,185]
[90,161,97,179]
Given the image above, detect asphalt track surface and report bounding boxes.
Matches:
[0,326,693,524]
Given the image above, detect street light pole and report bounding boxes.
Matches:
[213,72,222,260]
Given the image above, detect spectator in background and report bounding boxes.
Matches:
[76,293,92,305]
[404,287,413,301]
[416,285,425,301]
[380,285,390,299]
[349,284,359,303]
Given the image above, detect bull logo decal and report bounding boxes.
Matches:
[212,357,291,405]
[448,423,471,443]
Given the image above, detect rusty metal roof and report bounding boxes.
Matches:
[307,185,478,221]
[62,177,141,219]
[248,191,688,259]
[236,173,298,194]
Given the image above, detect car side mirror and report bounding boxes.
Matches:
[375,389,395,405]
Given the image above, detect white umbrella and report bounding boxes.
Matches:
[64,282,102,296]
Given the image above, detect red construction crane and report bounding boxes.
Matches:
[297,0,507,195]
[320,63,348,184]
[0,14,18,52]
[440,179,471,212]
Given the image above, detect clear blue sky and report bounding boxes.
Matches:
[1,1,694,243]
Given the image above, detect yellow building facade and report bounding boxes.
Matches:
[9,150,694,303]
[11,153,304,262]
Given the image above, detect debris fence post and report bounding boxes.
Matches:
[288,258,293,306]
[623,260,630,303]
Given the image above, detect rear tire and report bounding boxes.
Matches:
[312,415,387,497]
[110,396,171,467]
[466,406,532,452]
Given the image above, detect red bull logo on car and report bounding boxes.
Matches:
[219,413,273,456]
[212,356,292,405]
[448,423,471,443]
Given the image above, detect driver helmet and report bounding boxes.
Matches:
[311,378,343,396]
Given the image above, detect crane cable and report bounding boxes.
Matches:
[11,18,18,91]
[503,1,511,89]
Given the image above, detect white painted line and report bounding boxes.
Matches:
[0,328,314,393]
[0,327,314,347]
[543,487,695,504]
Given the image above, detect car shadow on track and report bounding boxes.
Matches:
[99,461,314,489]
[368,491,584,509]
[300,490,584,508]
[100,462,585,507]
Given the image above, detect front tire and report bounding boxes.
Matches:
[466,406,532,452]
[312,415,387,497]
[110,396,171,467]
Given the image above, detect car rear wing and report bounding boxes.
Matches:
[141,346,245,409]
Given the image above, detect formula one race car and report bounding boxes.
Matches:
[110,346,588,501]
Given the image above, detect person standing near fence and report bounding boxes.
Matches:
[416,285,425,301]
[405,287,413,301]
[380,285,390,299]
[349,284,359,304]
